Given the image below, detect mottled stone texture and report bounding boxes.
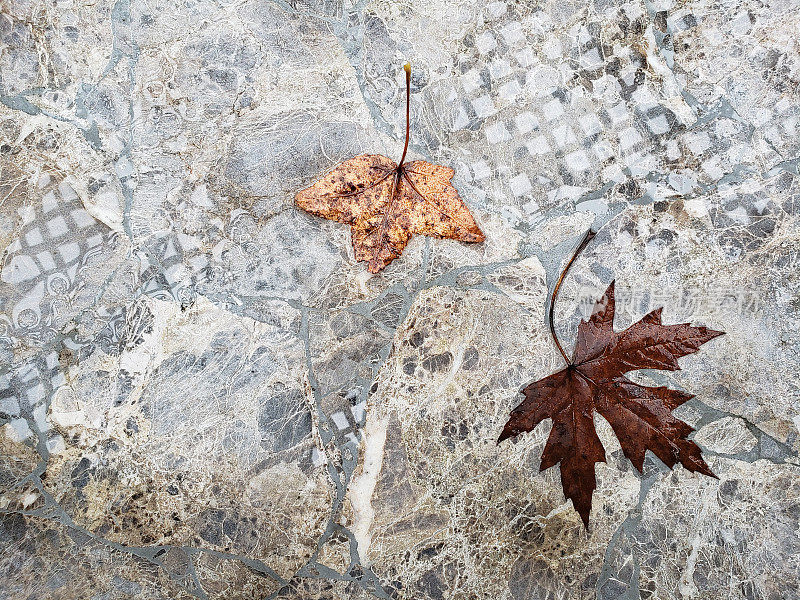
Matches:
[0,0,798,598]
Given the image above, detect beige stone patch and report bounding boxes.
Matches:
[695,417,758,454]
[42,295,330,580]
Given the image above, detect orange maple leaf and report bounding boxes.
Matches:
[295,64,485,273]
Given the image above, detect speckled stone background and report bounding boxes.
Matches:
[1,0,799,598]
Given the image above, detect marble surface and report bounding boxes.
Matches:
[1,0,799,598]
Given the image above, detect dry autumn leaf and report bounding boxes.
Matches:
[295,63,485,273]
[499,230,724,528]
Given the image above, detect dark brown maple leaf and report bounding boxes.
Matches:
[499,230,724,528]
[295,64,485,273]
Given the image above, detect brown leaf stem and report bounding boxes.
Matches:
[549,228,597,365]
[398,62,411,169]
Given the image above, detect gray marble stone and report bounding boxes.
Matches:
[1,0,799,598]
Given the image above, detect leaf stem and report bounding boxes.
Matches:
[398,62,411,169]
[549,228,597,365]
